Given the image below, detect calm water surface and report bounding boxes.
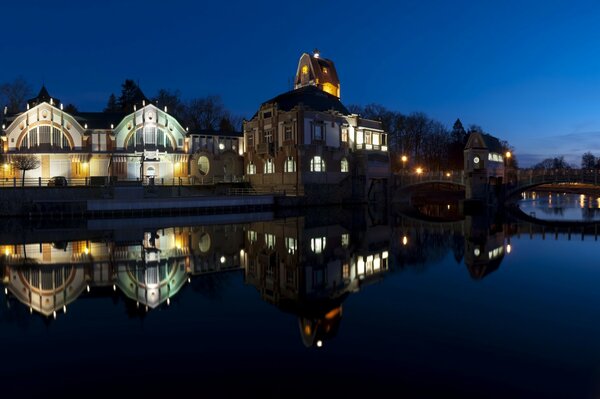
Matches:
[1,206,600,398]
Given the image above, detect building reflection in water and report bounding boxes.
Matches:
[0,207,520,345]
[240,216,390,347]
[0,225,244,318]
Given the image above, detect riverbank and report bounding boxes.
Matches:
[531,183,600,196]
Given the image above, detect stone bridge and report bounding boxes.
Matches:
[393,168,600,202]
[506,169,600,198]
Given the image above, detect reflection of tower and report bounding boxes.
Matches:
[242,216,390,347]
[464,212,506,279]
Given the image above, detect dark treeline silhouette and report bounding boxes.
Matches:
[0,78,243,132]
[531,152,600,170]
[349,103,516,172]
[105,79,243,132]
[532,156,573,170]
[2,78,520,163]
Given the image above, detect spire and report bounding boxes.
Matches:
[27,85,60,108]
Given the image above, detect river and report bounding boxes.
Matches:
[0,203,599,398]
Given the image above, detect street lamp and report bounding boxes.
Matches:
[416,167,423,175]
[505,151,512,159]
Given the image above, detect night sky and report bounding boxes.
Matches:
[3,0,600,166]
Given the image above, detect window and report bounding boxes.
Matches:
[313,123,324,141]
[284,125,293,141]
[310,156,325,172]
[365,130,372,145]
[265,234,276,250]
[247,162,256,175]
[177,138,183,147]
[247,230,257,243]
[356,130,364,145]
[145,127,156,145]
[264,129,273,143]
[198,156,210,176]
[247,132,254,148]
[372,132,380,146]
[264,159,274,174]
[263,111,272,119]
[310,237,326,254]
[341,233,349,248]
[284,156,296,172]
[136,128,143,145]
[341,157,349,173]
[302,65,309,75]
[39,125,51,144]
[341,128,348,143]
[285,237,297,254]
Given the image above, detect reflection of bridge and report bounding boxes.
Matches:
[393,171,465,191]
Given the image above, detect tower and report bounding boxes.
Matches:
[294,49,341,98]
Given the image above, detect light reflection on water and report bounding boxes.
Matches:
[519,192,600,221]
[0,206,599,397]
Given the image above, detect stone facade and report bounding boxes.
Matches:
[243,51,390,201]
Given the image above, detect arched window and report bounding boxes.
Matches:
[341,157,349,172]
[310,156,325,172]
[20,125,71,149]
[284,156,296,172]
[264,159,274,174]
[198,156,210,176]
[247,162,256,175]
[126,125,175,149]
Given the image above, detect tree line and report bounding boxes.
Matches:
[2,78,518,173]
[531,152,600,170]
[348,103,516,172]
[0,78,243,132]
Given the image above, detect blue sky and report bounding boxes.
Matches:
[2,0,600,166]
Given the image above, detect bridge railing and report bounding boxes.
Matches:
[394,170,465,187]
[513,169,600,187]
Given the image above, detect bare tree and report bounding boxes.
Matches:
[581,152,596,169]
[0,77,32,113]
[12,155,40,187]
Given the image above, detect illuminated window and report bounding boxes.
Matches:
[247,162,256,175]
[264,159,274,174]
[373,133,380,146]
[265,234,276,250]
[198,156,210,176]
[341,233,349,247]
[322,67,328,74]
[365,131,372,145]
[310,156,325,172]
[356,130,364,145]
[284,156,296,172]
[341,157,349,173]
[247,230,257,243]
[342,263,349,279]
[310,237,326,254]
[341,128,348,142]
[198,233,211,252]
[285,237,297,254]
[302,65,309,75]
